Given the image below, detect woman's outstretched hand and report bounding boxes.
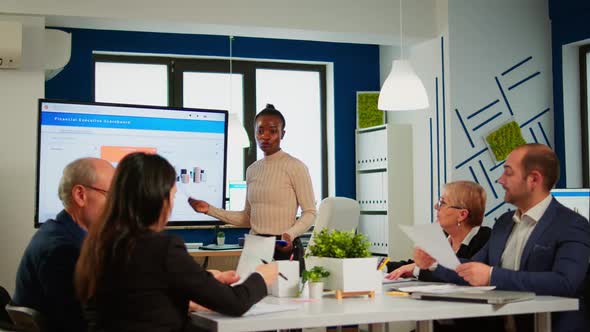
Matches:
[188,197,210,214]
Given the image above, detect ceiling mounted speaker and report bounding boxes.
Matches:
[44,29,71,81]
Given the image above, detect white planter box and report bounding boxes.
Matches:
[306,256,378,292]
[268,261,300,297]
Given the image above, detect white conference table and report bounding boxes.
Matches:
[191,294,577,332]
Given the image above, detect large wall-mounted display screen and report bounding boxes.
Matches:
[36,99,228,227]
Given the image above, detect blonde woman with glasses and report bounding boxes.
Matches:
[385,180,491,281]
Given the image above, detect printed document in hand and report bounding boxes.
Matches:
[399,223,460,270]
[234,234,275,285]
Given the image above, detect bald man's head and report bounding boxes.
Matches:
[59,158,103,208]
[57,158,115,230]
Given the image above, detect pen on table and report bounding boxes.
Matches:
[377,257,390,271]
[385,291,409,297]
[377,257,385,269]
[260,259,288,281]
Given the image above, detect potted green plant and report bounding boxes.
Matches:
[216,231,225,245]
[305,229,376,292]
[301,266,330,299]
[214,225,225,245]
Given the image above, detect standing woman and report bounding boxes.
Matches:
[189,104,317,263]
[75,152,277,332]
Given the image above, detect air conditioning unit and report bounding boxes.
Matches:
[0,21,22,69]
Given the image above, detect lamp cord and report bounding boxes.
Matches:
[400,0,403,59]
[229,36,233,114]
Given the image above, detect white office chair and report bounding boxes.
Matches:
[306,197,360,253]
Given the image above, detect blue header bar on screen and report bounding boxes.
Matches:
[551,191,590,197]
[41,111,225,133]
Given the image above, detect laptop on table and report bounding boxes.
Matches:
[411,290,536,305]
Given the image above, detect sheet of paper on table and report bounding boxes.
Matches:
[398,284,496,294]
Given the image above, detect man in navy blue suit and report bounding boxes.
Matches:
[415,143,590,332]
[13,158,115,332]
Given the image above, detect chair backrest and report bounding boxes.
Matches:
[0,285,22,331]
[0,286,12,323]
[585,264,590,317]
[306,197,360,251]
[5,303,45,332]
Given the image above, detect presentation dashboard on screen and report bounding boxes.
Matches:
[36,99,228,227]
[228,181,247,211]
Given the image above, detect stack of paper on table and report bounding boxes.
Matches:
[382,277,417,284]
[397,284,495,293]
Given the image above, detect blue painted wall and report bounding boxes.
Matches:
[549,0,590,187]
[45,28,380,243]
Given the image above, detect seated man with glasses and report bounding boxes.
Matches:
[385,180,491,282]
[14,157,115,332]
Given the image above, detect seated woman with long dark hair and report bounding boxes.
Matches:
[75,152,277,332]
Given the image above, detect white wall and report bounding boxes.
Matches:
[0,14,45,293]
[383,0,553,227]
[447,0,553,224]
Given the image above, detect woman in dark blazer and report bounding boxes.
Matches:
[75,152,277,332]
[385,180,496,332]
[385,180,491,281]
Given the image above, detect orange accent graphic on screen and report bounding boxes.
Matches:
[100,146,157,163]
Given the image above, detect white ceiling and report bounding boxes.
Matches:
[2,0,440,45]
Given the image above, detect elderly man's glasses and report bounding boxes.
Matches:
[82,185,108,196]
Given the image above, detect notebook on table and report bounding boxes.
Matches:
[411,290,536,304]
[385,279,446,289]
[382,277,418,285]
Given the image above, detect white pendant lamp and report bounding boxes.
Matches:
[378,0,429,111]
[228,113,250,148]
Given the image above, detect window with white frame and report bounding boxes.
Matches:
[94,55,327,202]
